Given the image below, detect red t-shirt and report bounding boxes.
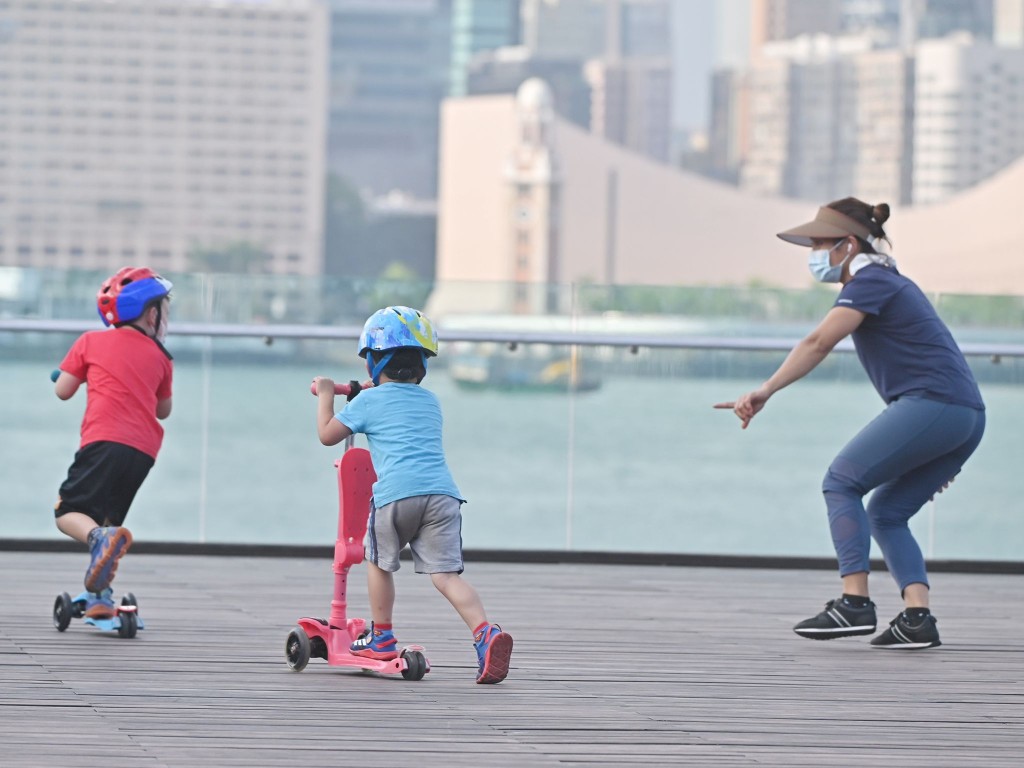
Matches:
[60,326,174,459]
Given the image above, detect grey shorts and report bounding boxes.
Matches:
[366,494,464,574]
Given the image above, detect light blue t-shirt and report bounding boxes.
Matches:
[336,382,463,507]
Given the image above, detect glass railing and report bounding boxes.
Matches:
[2,268,1022,561]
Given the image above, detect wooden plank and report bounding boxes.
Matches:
[1,552,1022,767]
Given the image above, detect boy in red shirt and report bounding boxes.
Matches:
[53,267,174,618]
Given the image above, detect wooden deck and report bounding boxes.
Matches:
[2,551,1022,767]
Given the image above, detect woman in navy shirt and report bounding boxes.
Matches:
[717,198,985,650]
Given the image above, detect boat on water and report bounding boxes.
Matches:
[448,343,601,392]
[436,313,603,392]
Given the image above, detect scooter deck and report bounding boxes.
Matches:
[296,616,429,676]
[70,591,145,631]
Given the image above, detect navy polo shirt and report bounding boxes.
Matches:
[835,264,984,409]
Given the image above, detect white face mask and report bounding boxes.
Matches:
[808,240,852,283]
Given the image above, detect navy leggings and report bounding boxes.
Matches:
[822,396,985,592]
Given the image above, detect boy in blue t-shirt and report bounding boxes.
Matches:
[314,306,513,684]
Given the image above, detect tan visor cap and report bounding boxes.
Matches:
[777,207,871,247]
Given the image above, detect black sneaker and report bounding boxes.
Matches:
[793,597,877,639]
[870,612,941,650]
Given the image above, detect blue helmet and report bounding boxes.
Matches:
[358,306,438,384]
[97,266,172,327]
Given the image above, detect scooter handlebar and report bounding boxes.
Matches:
[311,381,352,396]
[310,380,372,397]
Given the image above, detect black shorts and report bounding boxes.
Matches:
[55,441,155,527]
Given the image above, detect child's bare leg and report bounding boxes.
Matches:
[56,511,99,544]
[366,562,396,625]
[431,572,486,631]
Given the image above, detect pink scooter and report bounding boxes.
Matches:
[285,381,429,681]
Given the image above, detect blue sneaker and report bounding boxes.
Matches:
[350,623,399,660]
[84,526,133,593]
[474,623,513,684]
[84,588,116,620]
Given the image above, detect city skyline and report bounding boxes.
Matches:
[1,0,1022,291]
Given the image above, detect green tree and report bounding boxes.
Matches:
[323,174,369,277]
[187,242,270,274]
[360,262,433,311]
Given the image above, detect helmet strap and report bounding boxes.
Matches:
[369,351,395,386]
[152,303,165,341]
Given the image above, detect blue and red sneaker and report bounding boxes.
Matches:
[84,526,133,593]
[350,623,399,660]
[473,622,513,684]
[84,588,116,620]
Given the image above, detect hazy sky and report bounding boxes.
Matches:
[671,0,751,132]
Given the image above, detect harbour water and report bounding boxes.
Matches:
[4,352,1021,562]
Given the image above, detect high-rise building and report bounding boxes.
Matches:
[902,0,994,45]
[994,0,1024,46]
[842,0,902,45]
[467,47,591,128]
[750,0,843,57]
[722,0,1016,205]
[912,35,1024,203]
[707,68,751,184]
[751,1,996,53]
[585,58,672,163]
[521,0,670,59]
[449,0,520,96]
[327,1,451,198]
[619,0,672,57]
[517,1,672,163]
[520,0,606,60]
[741,36,913,204]
[0,0,329,276]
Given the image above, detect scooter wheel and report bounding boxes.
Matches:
[401,649,427,681]
[53,592,72,632]
[122,593,138,608]
[286,627,311,671]
[118,610,138,639]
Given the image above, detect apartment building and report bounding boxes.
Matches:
[0,0,328,275]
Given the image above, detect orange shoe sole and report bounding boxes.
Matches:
[84,528,133,593]
[476,632,513,684]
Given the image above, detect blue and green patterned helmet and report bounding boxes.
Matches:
[358,305,437,376]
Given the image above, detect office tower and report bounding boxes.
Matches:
[750,0,843,56]
[908,0,994,41]
[741,37,913,204]
[707,68,751,184]
[327,0,451,198]
[585,57,672,163]
[912,36,1024,203]
[994,0,1024,45]
[0,0,328,275]
[450,0,521,96]
[467,47,591,128]
[520,0,606,59]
